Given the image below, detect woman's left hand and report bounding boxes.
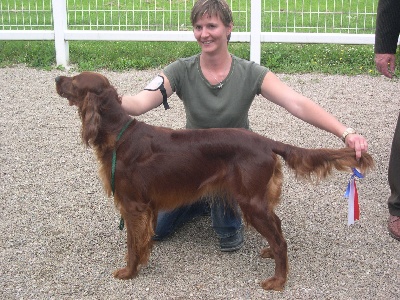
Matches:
[344,134,368,160]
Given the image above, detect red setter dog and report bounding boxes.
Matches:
[55,72,373,291]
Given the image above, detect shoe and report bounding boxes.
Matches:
[220,227,244,252]
[388,214,400,241]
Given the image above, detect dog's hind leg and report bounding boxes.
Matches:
[241,202,288,291]
[259,211,285,260]
[113,208,154,280]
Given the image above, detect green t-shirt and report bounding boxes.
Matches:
[163,54,269,129]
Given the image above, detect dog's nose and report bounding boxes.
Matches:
[55,76,61,83]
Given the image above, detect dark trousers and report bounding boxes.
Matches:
[388,112,400,216]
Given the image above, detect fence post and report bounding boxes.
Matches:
[250,0,261,64]
[52,0,69,67]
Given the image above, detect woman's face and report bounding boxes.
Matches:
[193,13,232,54]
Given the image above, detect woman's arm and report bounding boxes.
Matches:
[121,73,173,116]
[260,71,368,158]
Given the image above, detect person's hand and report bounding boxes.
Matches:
[344,134,368,160]
[375,53,396,78]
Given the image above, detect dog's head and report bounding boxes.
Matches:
[55,72,122,146]
[55,71,112,108]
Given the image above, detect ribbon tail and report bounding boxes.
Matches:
[353,180,360,221]
[344,169,363,225]
[347,178,355,226]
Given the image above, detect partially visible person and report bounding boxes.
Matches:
[374,0,400,241]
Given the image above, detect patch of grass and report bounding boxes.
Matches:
[69,41,199,70]
[1,40,396,76]
[0,41,55,70]
[261,43,381,75]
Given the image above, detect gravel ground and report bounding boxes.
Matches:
[1,66,399,300]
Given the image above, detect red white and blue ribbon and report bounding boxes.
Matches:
[344,168,364,225]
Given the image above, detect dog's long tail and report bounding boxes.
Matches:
[271,141,374,180]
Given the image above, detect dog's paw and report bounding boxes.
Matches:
[113,267,137,280]
[260,276,285,291]
[260,247,274,259]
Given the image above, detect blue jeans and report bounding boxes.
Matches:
[154,197,242,240]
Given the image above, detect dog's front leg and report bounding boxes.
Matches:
[113,209,154,280]
[113,222,140,279]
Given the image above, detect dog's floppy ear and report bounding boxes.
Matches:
[81,91,101,147]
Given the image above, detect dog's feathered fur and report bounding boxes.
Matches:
[55,71,374,291]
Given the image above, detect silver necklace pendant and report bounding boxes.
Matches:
[206,67,224,89]
[212,75,223,89]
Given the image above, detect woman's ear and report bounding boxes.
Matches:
[227,22,233,32]
[226,22,233,41]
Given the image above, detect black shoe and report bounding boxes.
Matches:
[220,227,244,252]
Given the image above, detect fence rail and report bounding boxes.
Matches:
[0,0,390,67]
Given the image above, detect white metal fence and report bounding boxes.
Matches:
[0,0,384,67]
